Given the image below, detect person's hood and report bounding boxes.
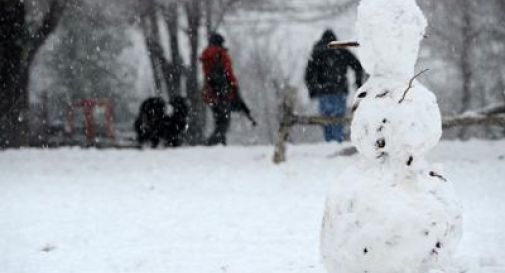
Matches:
[209,32,225,46]
[315,30,339,51]
[321,30,338,44]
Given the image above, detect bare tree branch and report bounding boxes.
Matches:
[398,69,430,104]
[283,0,357,23]
[29,0,68,61]
[212,0,242,32]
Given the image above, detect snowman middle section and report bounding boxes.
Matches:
[350,76,442,165]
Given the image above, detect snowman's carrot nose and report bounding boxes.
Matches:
[327,41,360,49]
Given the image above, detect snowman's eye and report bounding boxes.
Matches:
[358,92,367,98]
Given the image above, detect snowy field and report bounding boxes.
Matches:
[1,140,504,273]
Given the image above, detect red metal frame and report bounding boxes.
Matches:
[67,99,115,144]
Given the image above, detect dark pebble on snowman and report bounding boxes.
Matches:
[407,156,414,166]
[352,103,360,112]
[375,90,389,98]
[376,138,386,149]
[429,171,447,182]
[376,151,388,159]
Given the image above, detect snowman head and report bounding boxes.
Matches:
[356,0,427,81]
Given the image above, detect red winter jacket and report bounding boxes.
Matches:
[200,46,239,104]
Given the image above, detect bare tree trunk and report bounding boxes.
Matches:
[144,0,188,101]
[204,0,213,36]
[0,0,66,148]
[458,0,473,139]
[185,0,205,144]
[0,2,29,148]
[142,2,164,97]
[163,3,184,99]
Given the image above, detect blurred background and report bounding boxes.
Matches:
[1,2,505,272]
[1,0,504,147]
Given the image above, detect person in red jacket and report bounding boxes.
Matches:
[201,32,239,145]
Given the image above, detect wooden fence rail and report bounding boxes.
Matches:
[273,103,505,164]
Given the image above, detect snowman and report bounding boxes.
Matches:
[320,0,463,273]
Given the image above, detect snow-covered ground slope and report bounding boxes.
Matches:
[1,141,504,273]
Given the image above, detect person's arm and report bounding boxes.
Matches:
[305,53,321,96]
[222,50,239,91]
[305,53,317,87]
[345,50,364,88]
[304,59,314,88]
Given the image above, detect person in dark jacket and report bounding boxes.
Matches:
[200,32,239,146]
[305,29,364,142]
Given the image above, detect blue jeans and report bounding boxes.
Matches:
[319,94,347,142]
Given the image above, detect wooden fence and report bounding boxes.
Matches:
[273,98,505,164]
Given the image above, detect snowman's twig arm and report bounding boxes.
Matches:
[398,69,430,104]
[327,41,360,49]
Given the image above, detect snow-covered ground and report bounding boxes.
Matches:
[1,140,504,273]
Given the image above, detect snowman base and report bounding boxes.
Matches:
[321,162,462,273]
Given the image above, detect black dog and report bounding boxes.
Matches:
[164,96,189,147]
[134,96,188,148]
